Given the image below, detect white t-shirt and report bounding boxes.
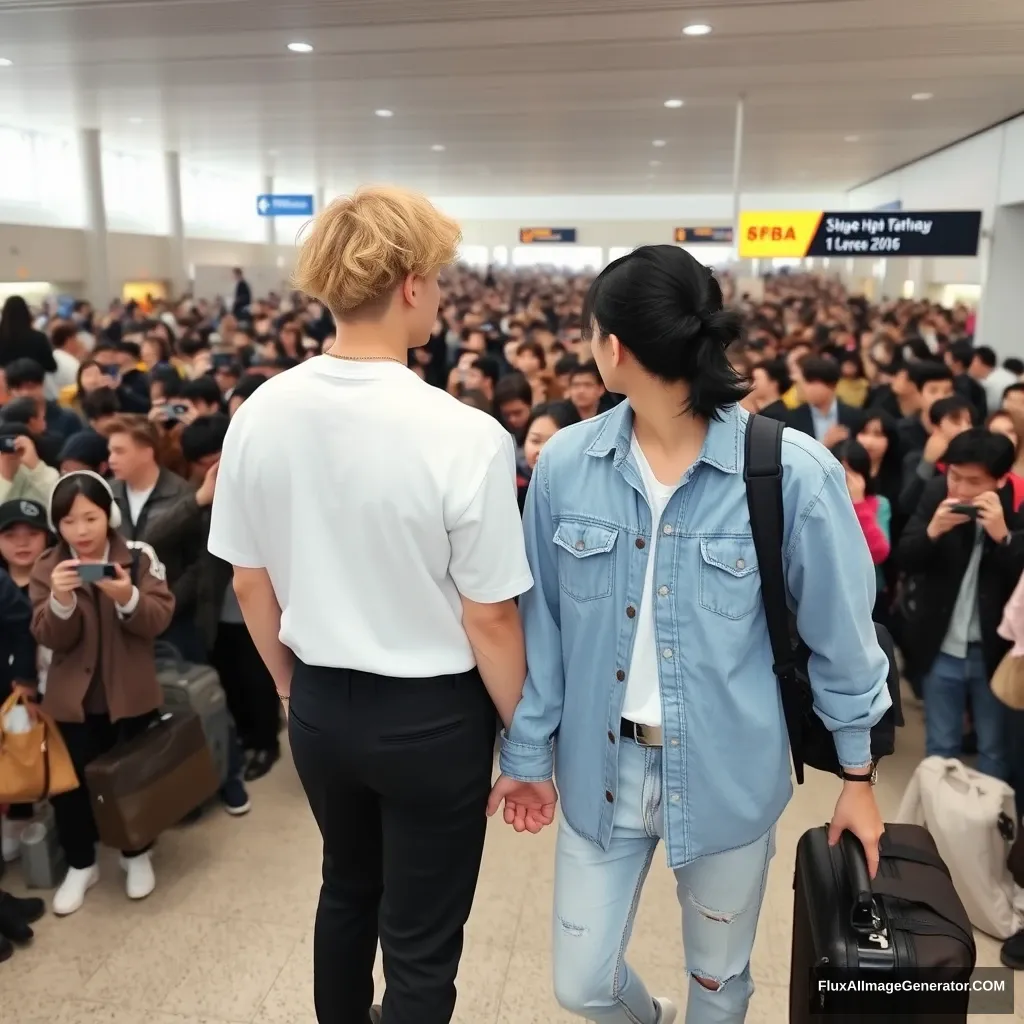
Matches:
[126,484,155,525]
[622,434,680,727]
[207,356,534,678]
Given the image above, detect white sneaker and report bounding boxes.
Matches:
[1,818,27,862]
[53,865,99,916]
[655,997,678,1024]
[120,852,155,900]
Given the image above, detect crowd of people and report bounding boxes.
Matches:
[0,213,1023,1007]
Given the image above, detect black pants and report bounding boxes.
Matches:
[212,622,281,754]
[51,711,159,869]
[289,661,497,1024]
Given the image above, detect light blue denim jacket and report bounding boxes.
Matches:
[500,401,892,869]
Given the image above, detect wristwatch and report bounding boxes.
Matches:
[840,763,877,785]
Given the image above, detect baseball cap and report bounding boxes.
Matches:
[0,498,48,534]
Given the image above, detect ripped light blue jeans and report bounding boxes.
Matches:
[552,738,776,1024]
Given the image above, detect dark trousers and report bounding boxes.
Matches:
[289,661,497,1024]
[51,711,159,869]
[212,621,281,753]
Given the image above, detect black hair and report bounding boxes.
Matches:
[973,346,998,369]
[178,335,211,358]
[515,339,547,369]
[581,245,746,419]
[0,295,32,346]
[901,337,935,363]
[947,340,975,371]
[181,375,223,409]
[798,356,841,387]
[150,365,183,400]
[230,373,267,403]
[1004,357,1024,376]
[944,428,1015,479]
[1003,382,1024,403]
[81,386,122,423]
[0,395,42,425]
[832,439,877,496]
[458,389,492,414]
[525,400,581,435]
[180,414,230,464]
[907,361,954,390]
[755,357,792,395]
[4,357,45,389]
[554,353,580,377]
[50,473,115,534]
[118,340,142,362]
[92,339,120,356]
[493,372,534,408]
[569,359,603,385]
[471,355,501,389]
[928,394,973,428]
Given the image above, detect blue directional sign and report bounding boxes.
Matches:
[256,194,314,217]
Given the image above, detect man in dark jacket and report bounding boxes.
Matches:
[786,356,863,445]
[897,428,1024,780]
[4,358,82,441]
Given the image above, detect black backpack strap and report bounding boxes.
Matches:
[744,413,805,783]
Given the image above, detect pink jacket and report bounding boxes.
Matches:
[853,496,890,565]
[998,571,1024,657]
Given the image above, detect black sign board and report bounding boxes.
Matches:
[675,226,734,244]
[519,227,577,244]
[809,211,981,257]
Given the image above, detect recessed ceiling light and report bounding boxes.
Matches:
[287,42,313,53]
[652,139,667,147]
[649,160,662,167]
[431,144,446,152]
[375,108,394,118]
[911,92,933,101]
[844,134,860,142]
[664,98,684,109]
[682,23,712,36]
[0,58,13,67]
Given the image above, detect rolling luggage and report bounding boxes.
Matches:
[156,642,230,786]
[790,824,975,1023]
[85,708,219,851]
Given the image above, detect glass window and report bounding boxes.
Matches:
[182,166,264,241]
[492,245,509,266]
[0,126,83,226]
[511,245,604,270]
[103,149,169,234]
[457,244,489,268]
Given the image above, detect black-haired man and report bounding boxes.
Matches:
[4,358,82,440]
[749,358,791,422]
[970,346,1018,416]
[896,361,955,458]
[898,429,1024,779]
[787,356,863,445]
[567,359,606,420]
[946,340,988,419]
[180,376,224,419]
[898,394,974,516]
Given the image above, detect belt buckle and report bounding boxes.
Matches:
[632,722,663,747]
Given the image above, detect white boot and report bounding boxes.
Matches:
[121,852,155,900]
[53,865,99,916]
[1,818,27,862]
[655,997,678,1024]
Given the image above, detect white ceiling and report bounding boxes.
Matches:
[0,0,1022,196]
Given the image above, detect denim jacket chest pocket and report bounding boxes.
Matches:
[553,518,619,602]
[698,536,760,620]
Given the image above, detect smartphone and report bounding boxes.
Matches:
[0,436,17,454]
[101,364,120,379]
[76,563,117,583]
[950,503,979,518]
[169,402,190,417]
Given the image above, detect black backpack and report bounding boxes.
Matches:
[743,414,902,784]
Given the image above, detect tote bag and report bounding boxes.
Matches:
[0,692,79,803]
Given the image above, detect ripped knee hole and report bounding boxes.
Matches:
[692,974,722,992]
[558,916,587,937]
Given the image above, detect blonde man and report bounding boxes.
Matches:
[208,187,537,1024]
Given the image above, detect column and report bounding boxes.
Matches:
[730,96,745,252]
[164,151,187,296]
[80,128,111,306]
[977,204,1024,360]
[316,185,327,213]
[264,174,276,247]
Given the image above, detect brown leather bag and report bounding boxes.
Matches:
[85,707,219,851]
[0,692,79,803]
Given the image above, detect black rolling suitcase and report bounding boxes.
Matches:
[790,824,975,1023]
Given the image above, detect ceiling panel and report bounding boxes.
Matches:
[0,0,1021,194]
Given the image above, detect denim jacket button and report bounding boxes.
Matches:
[657,585,669,597]
[626,605,636,619]
[615,669,625,681]
[662,648,673,659]
[735,558,746,570]
[605,790,614,803]
[662,524,673,536]
[575,540,585,550]
[607,730,616,744]
[635,537,646,549]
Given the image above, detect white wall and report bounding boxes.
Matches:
[847,113,1024,288]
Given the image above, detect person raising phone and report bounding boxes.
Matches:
[28,471,175,917]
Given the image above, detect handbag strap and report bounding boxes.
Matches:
[39,717,51,802]
[744,413,806,783]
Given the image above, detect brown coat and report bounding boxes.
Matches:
[29,534,176,724]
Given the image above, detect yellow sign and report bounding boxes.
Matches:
[738,211,824,258]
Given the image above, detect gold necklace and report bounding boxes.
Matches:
[324,349,405,366]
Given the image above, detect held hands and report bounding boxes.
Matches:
[974,491,1009,544]
[195,459,220,508]
[487,775,558,834]
[828,774,885,878]
[50,559,82,605]
[822,424,850,449]
[13,435,39,470]
[926,498,972,540]
[94,562,135,606]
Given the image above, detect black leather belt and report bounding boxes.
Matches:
[620,718,664,747]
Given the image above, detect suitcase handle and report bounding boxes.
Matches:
[839,829,878,935]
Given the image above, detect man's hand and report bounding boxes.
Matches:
[975,491,1009,544]
[828,773,885,878]
[195,459,220,508]
[50,559,82,605]
[13,434,39,470]
[0,448,19,482]
[822,424,850,449]
[926,498,972,540]
[95,563,135,606]
[845,469,867,503]
[923,429,949,465]
[487,775,558,834]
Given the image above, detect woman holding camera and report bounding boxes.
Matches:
[28,471,174,916]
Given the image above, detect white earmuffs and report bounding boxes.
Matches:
[48,470,122,531]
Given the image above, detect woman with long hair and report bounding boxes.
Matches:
[29,471,174,916]
[0,295,57,374]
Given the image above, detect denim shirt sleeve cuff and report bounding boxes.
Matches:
[833,728,872,769]
[499,731,554,782]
